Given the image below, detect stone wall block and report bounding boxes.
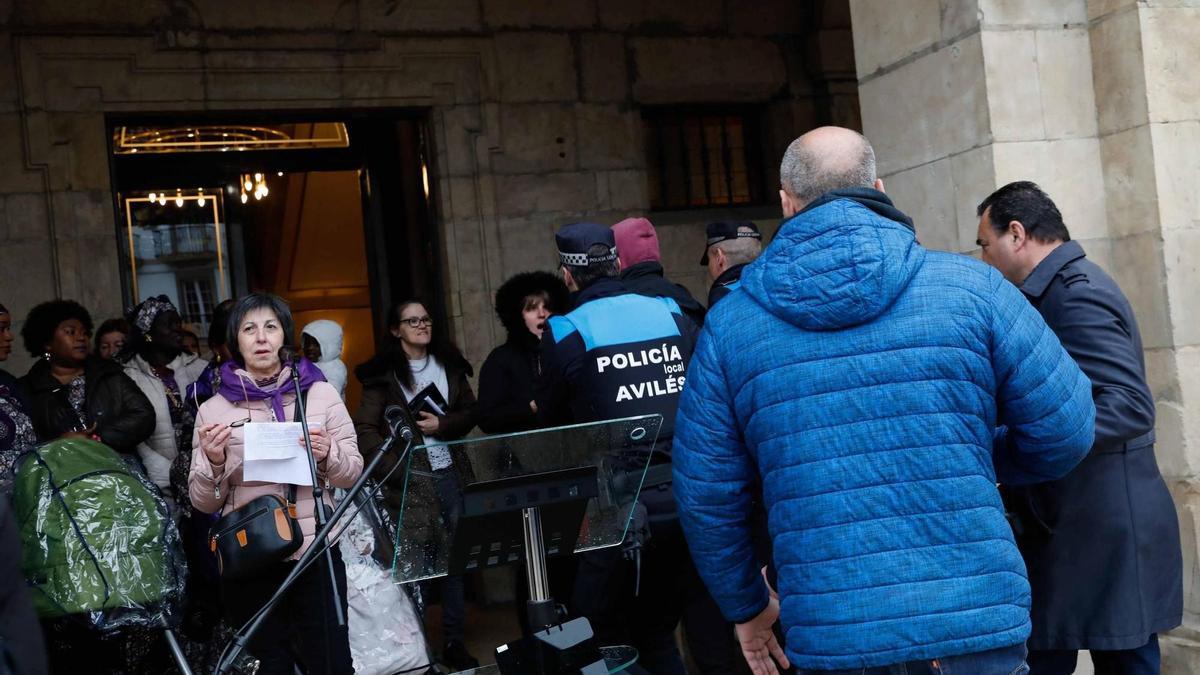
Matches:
[0,238,57,331]
[654,221,709,289]
[4,192,49,241]
[859,33,990,176]
[492,104,577,174]
[579,32,628,103]
[940,0,982,40]
[438,106,484,178]
[497,215,558,280]
[728,0,804,35]
[600,169,649,212]
[1087,0,1137,21]
[0,32,18,112]
[630,38,787,104]
[977,0,1087,26]
[1150,121,1200,232]
[1164,229,1200,347]
[1144,346,1182,402]
[1108,232,1172,350]
[1089,7,1150,135]
[356,0,484,32]
[0,114,47,194]
[47,113,111,192]
[50,190,112,239]
[495,172,599,217]
[980,30,1044,142]
[1179,346,1200,452]
[950,144,996,251]
[849,0,942,78]
[885,157,957,252]
[494,33,577,103]
[992,138,1108,241]
[576,104,644,171]
[483,0,595,29]
[1141,7,1200,123]
[1036,28,1100,139]
[1155,402,1193,481]
[15,0,169,27]
[598,0,723,32]
[1099,124,1160,238]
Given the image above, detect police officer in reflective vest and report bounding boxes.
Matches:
[536,222,718,673]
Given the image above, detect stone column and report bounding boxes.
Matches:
[1089,1,1200,670]
[851,0,1200,669]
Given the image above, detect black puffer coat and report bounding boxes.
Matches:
[22,355,154,456]
[619,261,706,327]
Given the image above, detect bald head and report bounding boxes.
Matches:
[780,126,878,210]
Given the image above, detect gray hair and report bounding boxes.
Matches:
[713,229,762,267]
[780,130,877,205]
[227,292,295,365]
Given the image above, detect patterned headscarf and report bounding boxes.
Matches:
[128,295,178,334]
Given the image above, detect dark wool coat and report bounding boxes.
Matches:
[1003,240,1182,651]
[21,355,155,456]
[352,353,477,520]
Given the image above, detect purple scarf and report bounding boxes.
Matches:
[217,358,327,422]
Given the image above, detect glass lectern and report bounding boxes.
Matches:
[390,415,665,675]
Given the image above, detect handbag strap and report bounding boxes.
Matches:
[283,384,312,506]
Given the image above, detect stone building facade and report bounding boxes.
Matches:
[2,0,1198,669]
[850,1,1200,670]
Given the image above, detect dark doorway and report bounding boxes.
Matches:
[106,111,442,411]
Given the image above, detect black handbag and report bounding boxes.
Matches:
[208,392,307,580]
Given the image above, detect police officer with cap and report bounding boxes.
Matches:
[701,221,762,307]
[537,222,717,673]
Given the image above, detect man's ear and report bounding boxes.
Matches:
[874,178,885,193]
[1008,220,1029,247]
[780,189,798,218]
[561,266,578,291]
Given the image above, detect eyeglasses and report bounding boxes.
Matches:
[228,417,253,428]
[400,316,433,328]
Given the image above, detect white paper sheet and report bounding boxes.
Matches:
[242,422,314,485]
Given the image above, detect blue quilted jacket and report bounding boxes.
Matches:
[673,189,1095,670]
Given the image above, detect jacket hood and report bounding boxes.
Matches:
[741,189,925,330]
[302,320,343,362]
[494,271,570,343]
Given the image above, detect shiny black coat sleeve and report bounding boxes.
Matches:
[94,370,155,453]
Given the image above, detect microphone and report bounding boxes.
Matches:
[278,346,299,364]
[384,405,414,442]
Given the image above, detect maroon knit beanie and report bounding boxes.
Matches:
[611,218,661,267]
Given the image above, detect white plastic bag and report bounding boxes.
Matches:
[337,491,429,675]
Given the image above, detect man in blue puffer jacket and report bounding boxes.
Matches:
[672,126,1096,675]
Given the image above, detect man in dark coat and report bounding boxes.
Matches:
[700,220,762,307]
[611,217,707,326]
[976,181,1182,675]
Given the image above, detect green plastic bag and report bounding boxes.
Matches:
[12,438,184,627]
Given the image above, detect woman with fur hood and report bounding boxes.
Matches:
[476,271,570,434]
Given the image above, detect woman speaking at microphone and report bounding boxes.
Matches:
[189,293,362,674]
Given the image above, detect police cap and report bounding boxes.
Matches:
[557,222,618,267]
[700,221,762,265]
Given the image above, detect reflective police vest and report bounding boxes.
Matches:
[540,286,696,438]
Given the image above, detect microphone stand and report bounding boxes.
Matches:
[215,422,414,675]
[289,357,346,629]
